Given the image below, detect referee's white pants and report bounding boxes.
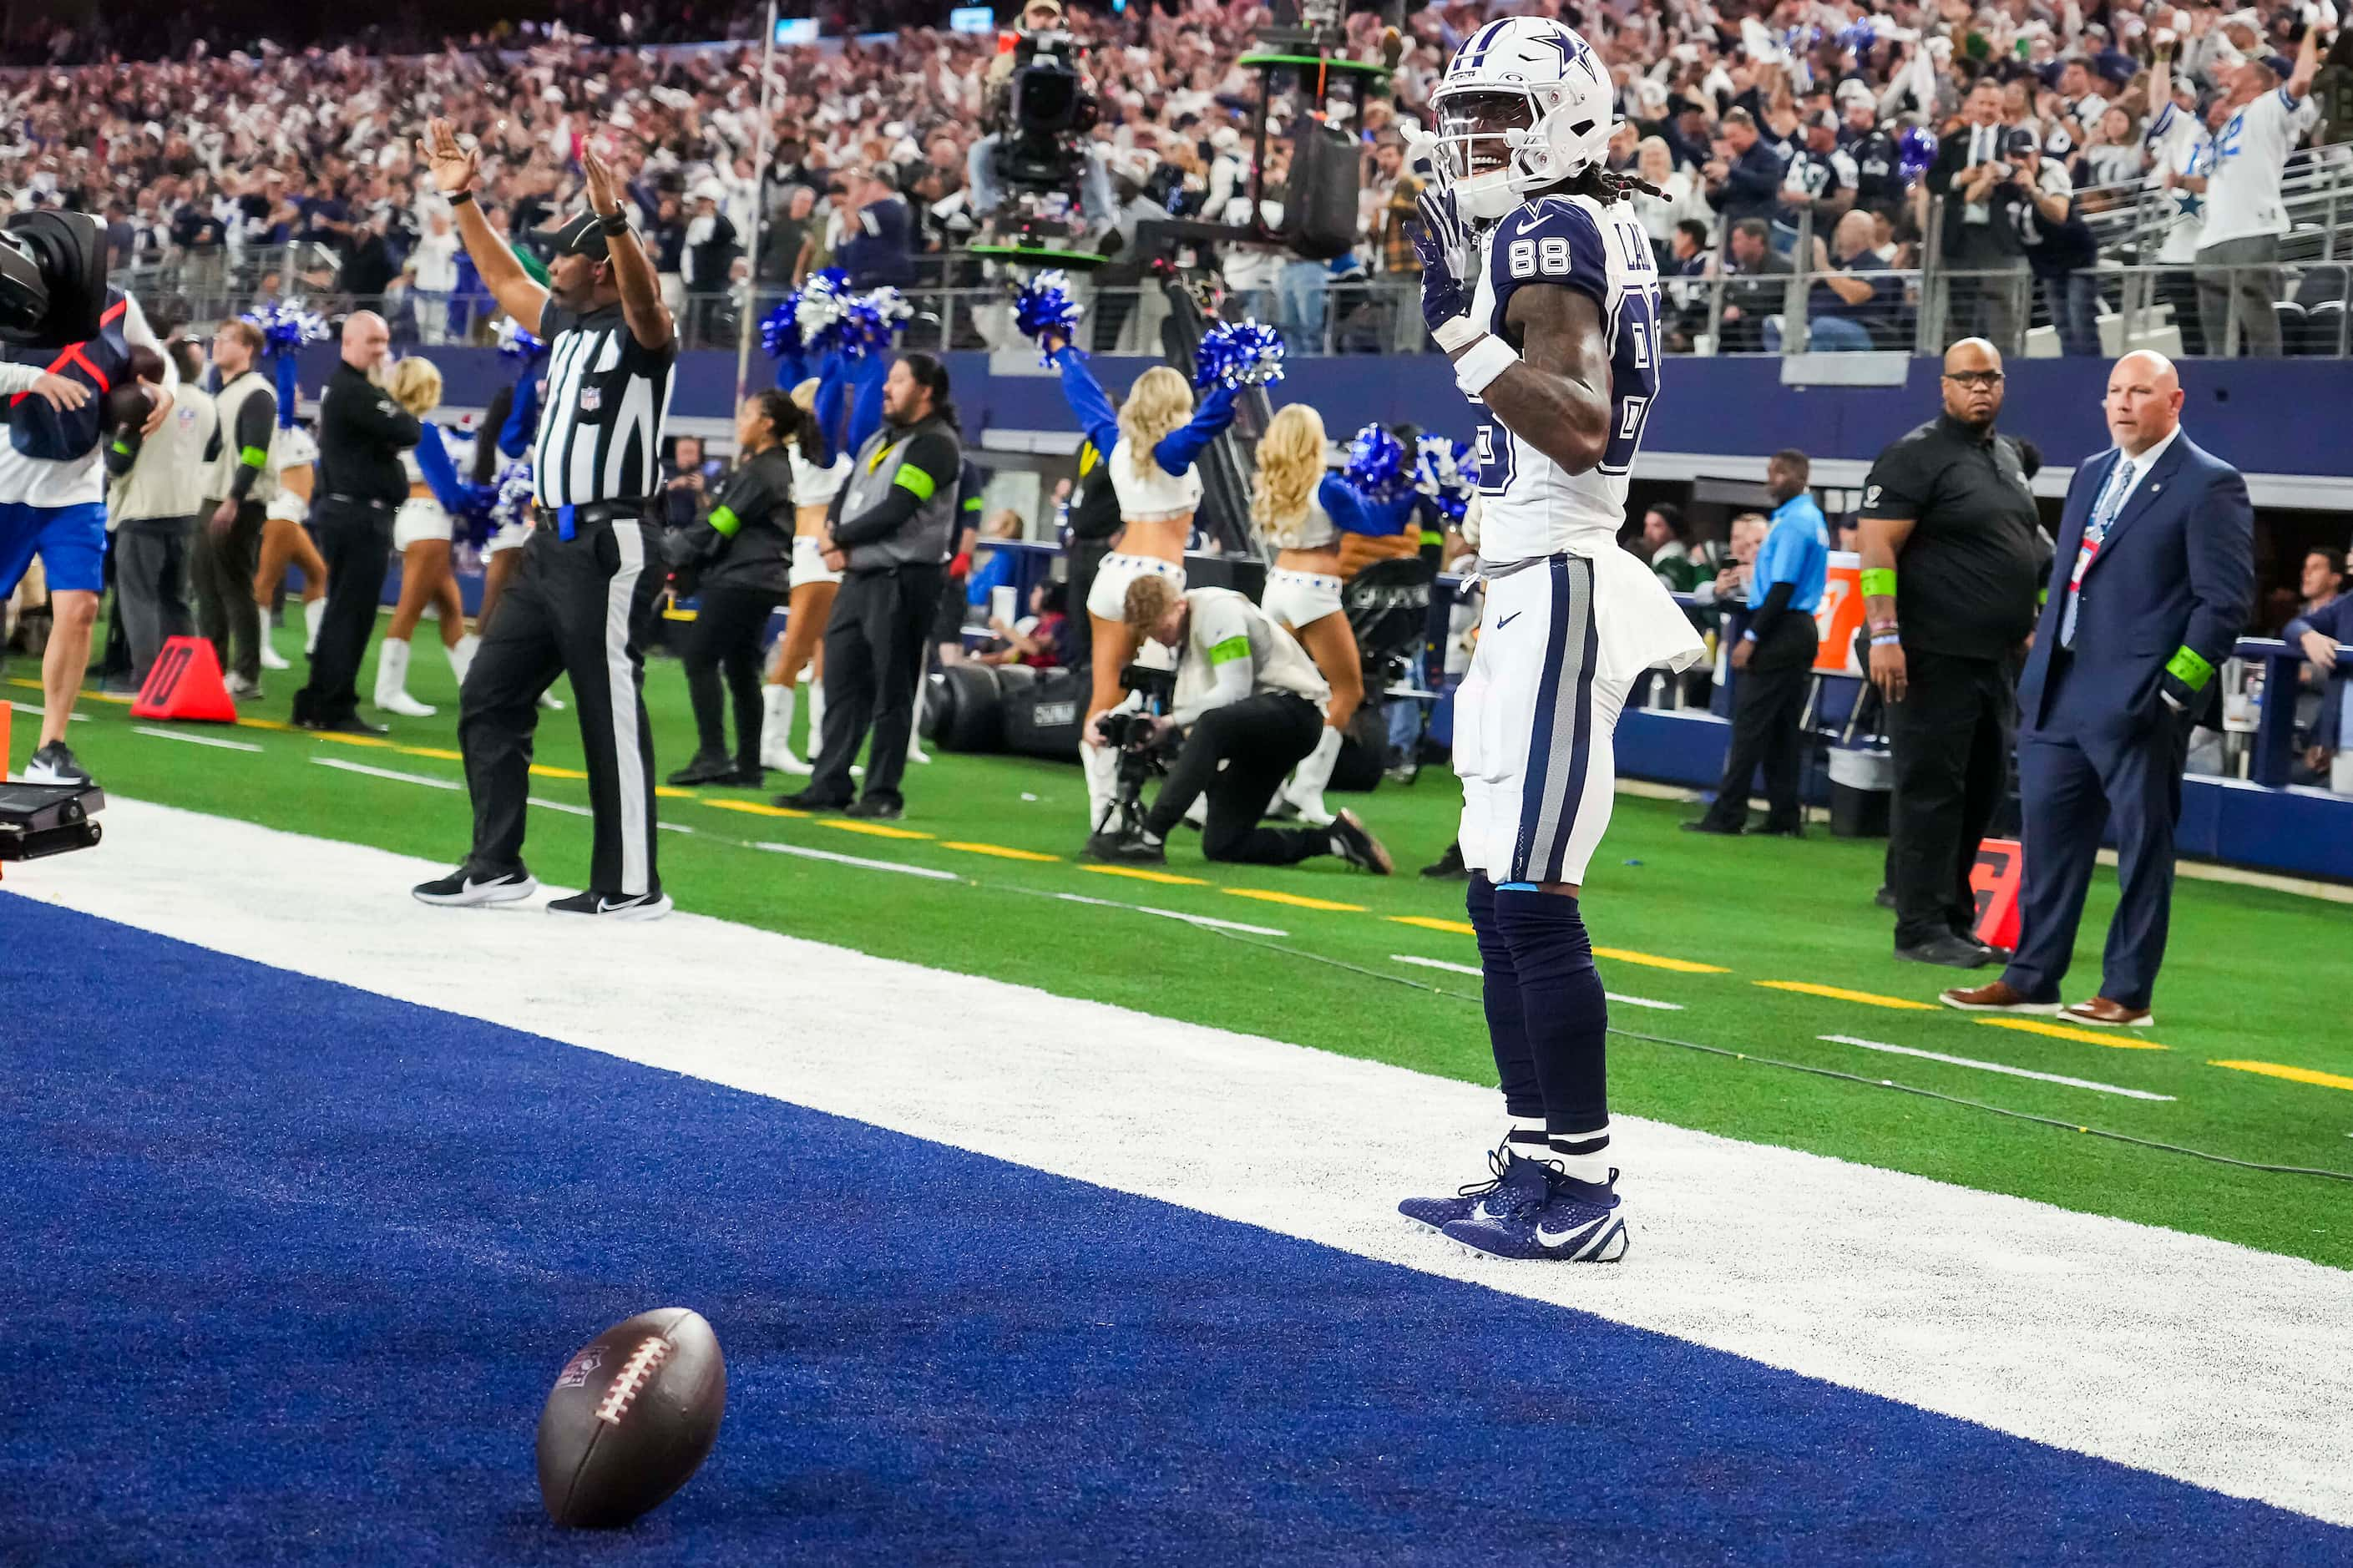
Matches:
[456,515,661,896]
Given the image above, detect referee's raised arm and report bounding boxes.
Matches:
[578,145,674,356]
[416,116,550,336]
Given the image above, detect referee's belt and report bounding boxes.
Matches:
[534,499,647,541]
[322,493,395,512]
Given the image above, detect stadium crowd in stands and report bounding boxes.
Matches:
[8,0,2342,357]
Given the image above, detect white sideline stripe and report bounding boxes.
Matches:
[8,797,2352,1530]
[1389,953,1684,1011]
[9,701,86,722]
[752,839,960,881]
[1060,892,1287,937]
[528,796,590,817]
[133,726,261,752]
[311,757,461,790]
[1819,1034,2178,1102]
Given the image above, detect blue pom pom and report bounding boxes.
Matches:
[1415,436,1476,522]
[495,318,544,361]
[1193,320,1286,390]
[1899,126,1937,181]
[1343,424,1411,500]
[1013,271,1084,362]
[241,300,329,357]
[758,297,802,361]
[835,287,913,358]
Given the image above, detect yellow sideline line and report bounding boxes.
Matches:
[1389,915,1474,935]
[1597,947,1731,974]
[1976,1017,2168,1051]
[652,787,698,800]
[529,764,589,780]
[819,820,934,841]
[1226,888,1366,913]
[2209,1060,2353,1092]
[1078,864,1209,886]
[310,731,393,749]
[703,799,809,819]
[1756,979,1936,1010]
[942,841,1060,862]
[397,745,463,761]
[235,717,291,731]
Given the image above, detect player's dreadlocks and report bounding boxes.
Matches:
[1575,164,1663,205]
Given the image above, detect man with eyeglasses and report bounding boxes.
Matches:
[1854,339,2048,969]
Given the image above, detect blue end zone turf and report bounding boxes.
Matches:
[3,893,2348,1564]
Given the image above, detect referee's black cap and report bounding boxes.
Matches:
[526,211,611,263]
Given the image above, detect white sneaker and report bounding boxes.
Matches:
[257,633,291,670]
[538,690,566,711]
[771,749,813,776]
[373,639,435,716]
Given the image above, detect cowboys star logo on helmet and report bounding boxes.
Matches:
[1431,17,1616,222]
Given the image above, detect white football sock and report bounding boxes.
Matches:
[303,596,326,654]
[373,637,435,716]
[1080,741,1118,832]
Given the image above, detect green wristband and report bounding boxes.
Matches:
[2164,645,2214,691]
[1859,567,1897,599]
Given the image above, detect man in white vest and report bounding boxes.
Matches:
[104,341,215,688]
[192,319,278,699]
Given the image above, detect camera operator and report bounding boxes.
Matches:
[1090,575,1393,874]
[969,12,1116,243]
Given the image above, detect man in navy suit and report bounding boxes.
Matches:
[1942,352,2252,1028]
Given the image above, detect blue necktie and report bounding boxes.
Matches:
[2060,456,2134,650]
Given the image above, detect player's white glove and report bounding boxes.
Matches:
[1412,184,1482,353]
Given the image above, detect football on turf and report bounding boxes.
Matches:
[535,1307,726,1528]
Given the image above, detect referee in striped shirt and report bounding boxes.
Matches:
[409,121,679,919]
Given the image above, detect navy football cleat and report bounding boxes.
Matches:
[1441,1169,1629,1262]
[1398,1141,1552,1232]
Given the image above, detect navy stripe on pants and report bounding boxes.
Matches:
[1510,554,1597,886]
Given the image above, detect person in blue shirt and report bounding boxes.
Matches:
[2285,589,2353,794]
[1687,448,1829,837]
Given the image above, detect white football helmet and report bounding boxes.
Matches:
[1429,17,1617,222]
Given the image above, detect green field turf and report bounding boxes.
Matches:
[13,614,2352,1267]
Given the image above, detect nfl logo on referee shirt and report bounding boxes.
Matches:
[580,387,601,412]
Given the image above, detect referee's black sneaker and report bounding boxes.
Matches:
[844,795,903,821]
[777,787,851,812]
[412,863,539,908]
[1328,809,1394,875]
[548,889,675,921]
[21,741,92,786]
[1894,933,1996,969]
[666,751,742,787]
[299,714,390,737]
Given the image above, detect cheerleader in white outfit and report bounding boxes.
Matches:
[250,421,329,666]
[1037,327,1241,837]
[373,357,476,717]
[759,377,852,775]
[1249,403,1368,826]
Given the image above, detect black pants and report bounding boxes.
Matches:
[190,498,265,685]
[1065,538,1113,659]
[114,518,196,687]
[1701,615,1818,832]
[809,563,941,808]
[458,516,663,897]
[294,498,393,726]
[1886,648,2014,948]
[1146,692,1331,865]
[683,582,781,769]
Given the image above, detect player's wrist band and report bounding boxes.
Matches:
[1451,336,1520,398]
[598,210,631,236]
[1430,315,1483,355]
[446,189,474,208]
[1859,567,1896,598]
[1870,633,1902,647]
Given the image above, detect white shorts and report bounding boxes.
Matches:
[263,491,308,526]
[1085,551,1185,623]
[392,498,452,551]
[792,534,843,588]
[1452,549,1700,887]
[1261,567,1344,631]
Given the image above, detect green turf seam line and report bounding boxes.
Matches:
[1173,921,2353,1187]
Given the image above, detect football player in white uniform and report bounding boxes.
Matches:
[1395,16,1706,1262]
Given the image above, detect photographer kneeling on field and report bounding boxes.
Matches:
[1090,575,1392,874]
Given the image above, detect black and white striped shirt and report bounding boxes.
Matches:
[530,301,677,508]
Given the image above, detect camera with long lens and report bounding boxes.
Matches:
[0,210,108,348]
